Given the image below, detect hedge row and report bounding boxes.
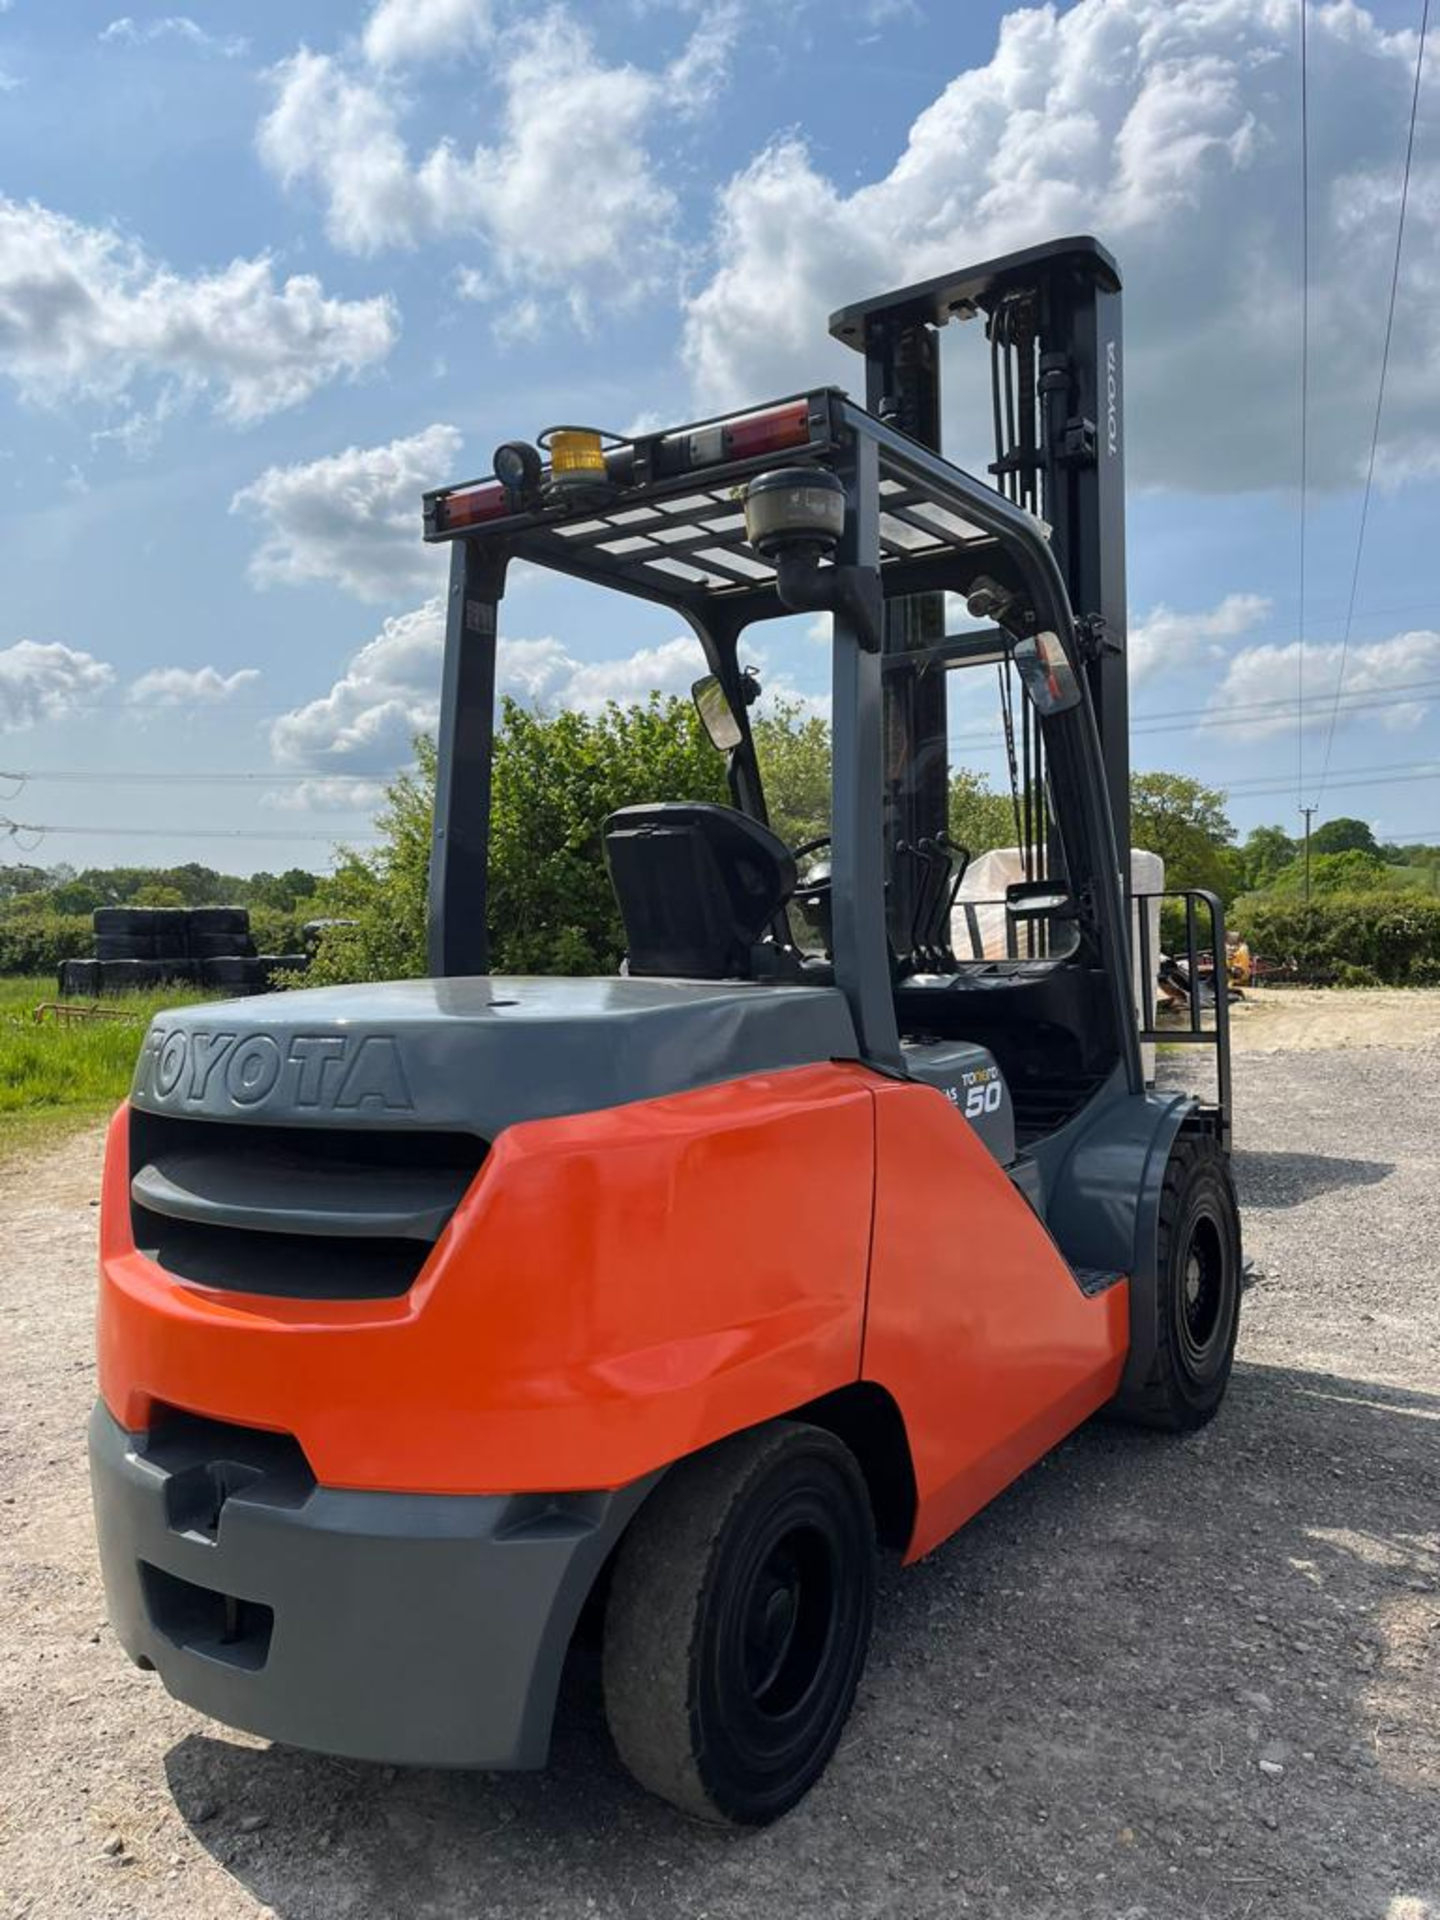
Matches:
[0,913,95,975]
[247,909,310,957]
[1228,891,1440,986]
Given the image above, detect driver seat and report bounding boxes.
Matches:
[603,802,798,980]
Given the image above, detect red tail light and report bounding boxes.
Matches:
[673,400,814,472]
[438,481,511,532]
[723,401,811,459]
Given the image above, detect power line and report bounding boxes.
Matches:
[1226,754,1440,789]
[1312,0,1431,809]
[1141,689,1439,737]
[1128,674,1440,726]
[947,674,1440,755]
[0,768,407,788]
[1227,766,1440,798]
[1296,0,1312,810]
[0,818,379,845]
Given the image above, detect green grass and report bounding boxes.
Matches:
[0,974,213,1158]
[1384,863,1440,895]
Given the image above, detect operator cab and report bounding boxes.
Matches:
[419,241,1228,1185]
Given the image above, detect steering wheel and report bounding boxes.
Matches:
[790,835,832,899]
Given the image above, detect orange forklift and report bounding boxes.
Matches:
[90,238,1240,1825]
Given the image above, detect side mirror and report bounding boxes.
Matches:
[691,675,743,753]
[1006,878,1078,921]
[1011,630,1081,716]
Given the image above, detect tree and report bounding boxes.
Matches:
[488,695,727,972]
[1267,848,1389,896]
[305,744,437,986]
[752,701,830,848]
[0,864,49,902]
[307,695,729,986]
[1312,816,1378,858]
[1130,772,1235,897]
[1381,839,1440,868]
[247,867,322,912]
[1239,824,1297,891]
[948,768,1019,855]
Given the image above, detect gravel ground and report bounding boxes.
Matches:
[2,1044,1437,1920]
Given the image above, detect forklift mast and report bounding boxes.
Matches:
[829,236,1130,883]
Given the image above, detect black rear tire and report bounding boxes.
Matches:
[58,958,101,997]
[97,958,195,993]
[96,935,188,961]
[1114,1131,1242,1431]
[199,955,266,988]
[187,907,249,936]
[603,1421,876,1826]
[93,907,184,936]
[188,936,258,960]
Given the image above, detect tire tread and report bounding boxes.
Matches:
[1116,1131,1241,1431]
[603,1422,871,1825]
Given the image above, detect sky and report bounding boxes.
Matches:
[0,0,1436,873]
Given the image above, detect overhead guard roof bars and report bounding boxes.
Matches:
[420,388,1069,632]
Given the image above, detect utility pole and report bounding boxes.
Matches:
[1300,804,1317,903]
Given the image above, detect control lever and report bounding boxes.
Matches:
[931,833,971,968]
[898,840,940,972]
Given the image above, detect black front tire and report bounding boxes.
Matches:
[602,1421,876,1826]
[1115,1131,1242,1431]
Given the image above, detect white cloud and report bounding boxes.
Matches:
[361,0,494,68]
[0,643,261,731]
[128,665,261,707]
[269,600,708,780]
[0,641,115,729]
[257,51,421,257]
[553,637,705,711]
[1207,630,1440,740]
[0,197,398,426]
[262,776,389,814]
[100,17,247,58]
[666,4,739,112]
[451,266,491,304]
[683,0,1440,491]
[259,11,731,321]
[270,602,445,774]
[1130,592,1270,685]
[231,424,461,601]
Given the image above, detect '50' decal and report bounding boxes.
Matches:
[942,1068,1004,1120]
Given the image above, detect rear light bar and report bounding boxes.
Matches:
[664,399,812,472]
[436,480,511,532]
[424,395,829,539]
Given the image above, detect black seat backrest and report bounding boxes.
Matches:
[603,802,797,979]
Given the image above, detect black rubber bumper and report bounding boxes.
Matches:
[88,1402,654,1768]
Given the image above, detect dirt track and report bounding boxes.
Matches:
[1227,985,1440,1053]
[2,1041,1437,1920]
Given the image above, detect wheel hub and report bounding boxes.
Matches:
[1177,1212,1228,1373]
[737,1524,837,1717]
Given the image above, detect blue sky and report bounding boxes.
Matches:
[0,0,1436,872]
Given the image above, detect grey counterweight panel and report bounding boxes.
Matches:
[89,1402,656,1768]
[129,975,860,1136]
[901,1037,1016,1165]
